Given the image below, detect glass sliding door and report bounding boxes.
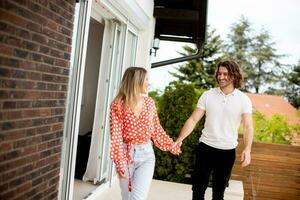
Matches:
[98,21,125,184]
[124,30,138,69]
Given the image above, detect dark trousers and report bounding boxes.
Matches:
[192,142,236,200]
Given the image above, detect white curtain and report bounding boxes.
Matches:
[82,130,101,184]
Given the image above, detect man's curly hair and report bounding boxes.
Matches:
[215,60,244,88]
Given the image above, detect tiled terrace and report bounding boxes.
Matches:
[92,179,243,200]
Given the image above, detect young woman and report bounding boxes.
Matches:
[110,67,181,200]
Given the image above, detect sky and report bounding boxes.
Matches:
[149,0,300,91]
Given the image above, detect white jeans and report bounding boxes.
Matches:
[119,142,155,200]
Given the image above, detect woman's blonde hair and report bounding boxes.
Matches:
[114,67,147,109]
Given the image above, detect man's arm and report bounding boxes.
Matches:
[175,108,205,144]
[241,113,254,167]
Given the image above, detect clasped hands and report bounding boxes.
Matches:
[170,139,183,155]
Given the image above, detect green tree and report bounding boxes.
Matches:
[170,27,224,89]
[266,61,300,108]
[252,112,292,144]
[286,61,300,108]
[153,82,204,183]
[291,110,300,144]
[226,16,252,76]
[148,90,162,108]
[225,17,284,93]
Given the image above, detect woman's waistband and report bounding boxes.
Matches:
[124,141,152,148]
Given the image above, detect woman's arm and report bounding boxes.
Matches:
[109,101,126,174]
[149,98,181,155]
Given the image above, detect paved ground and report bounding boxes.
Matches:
[95,179,244,200]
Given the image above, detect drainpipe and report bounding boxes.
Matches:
[151,43,203,68]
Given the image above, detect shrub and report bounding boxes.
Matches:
[253,112,292,144]
[153,82,204,183]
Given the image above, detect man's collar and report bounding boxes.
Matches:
[217,87,236,96]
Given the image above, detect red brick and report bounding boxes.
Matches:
[50,49,64,59]
[0,90,9,99]
[2,101,17,109]
[23,109,51,118]
[1,190,16,200]
[3,35,22,46]
[23,145,37,155]
[0,44,14,56]
[17,182,32,194]
[0,142,12,152]
[32,33,48,44]
[0,183,8,193]
[17,101,32,109]
[22,40,39,51]
[53,0,74,13]
[0,153,40,172]
[54,59,69,68]
[0,110,23,120]
[51,123,62,132]
[46,20,58,31]
[0,67,11,77]
[17,29,31,40]
[60,26,72,37]
[43,55,55,65]
[1,129,27,141]
[39,45,50,54]
[0,9,27,28]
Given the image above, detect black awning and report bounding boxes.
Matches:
[153,0,207,48]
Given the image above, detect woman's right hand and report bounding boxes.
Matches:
[173,139,182,148]
[170,141,182,155]
[117,170,127,179]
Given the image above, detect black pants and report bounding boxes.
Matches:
[192,142,236,200]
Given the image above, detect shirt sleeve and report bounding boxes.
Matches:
[109,101,126,173]
[242,95,253,114]
[197,91,208,110]
[149,98,180,154]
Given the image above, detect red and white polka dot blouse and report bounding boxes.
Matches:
[110,96,180,173]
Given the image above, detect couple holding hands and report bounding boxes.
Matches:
[110,60,253,200]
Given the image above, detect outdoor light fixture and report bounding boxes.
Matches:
[150,38,160,56]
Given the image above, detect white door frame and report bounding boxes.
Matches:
[58,0,92,199]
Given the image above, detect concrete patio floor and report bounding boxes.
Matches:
[95,179,244,200]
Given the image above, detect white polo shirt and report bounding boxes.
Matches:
[197,88,252,149]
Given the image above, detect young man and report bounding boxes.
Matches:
[175,60,253,200]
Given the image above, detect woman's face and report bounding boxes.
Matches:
[142,73,149,93]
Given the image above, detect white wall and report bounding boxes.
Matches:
[136,0,154,19]
[135,18,155,70]
[134,0,155,70]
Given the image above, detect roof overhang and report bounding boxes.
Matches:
[153,0,208,48]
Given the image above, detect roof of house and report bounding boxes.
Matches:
[246,93,299,125]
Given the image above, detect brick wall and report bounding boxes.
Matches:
[0,0,75,199]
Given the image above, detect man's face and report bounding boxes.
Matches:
[217,66,233,88]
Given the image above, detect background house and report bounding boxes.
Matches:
[247,93,299,125]
[247,93,300,145]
